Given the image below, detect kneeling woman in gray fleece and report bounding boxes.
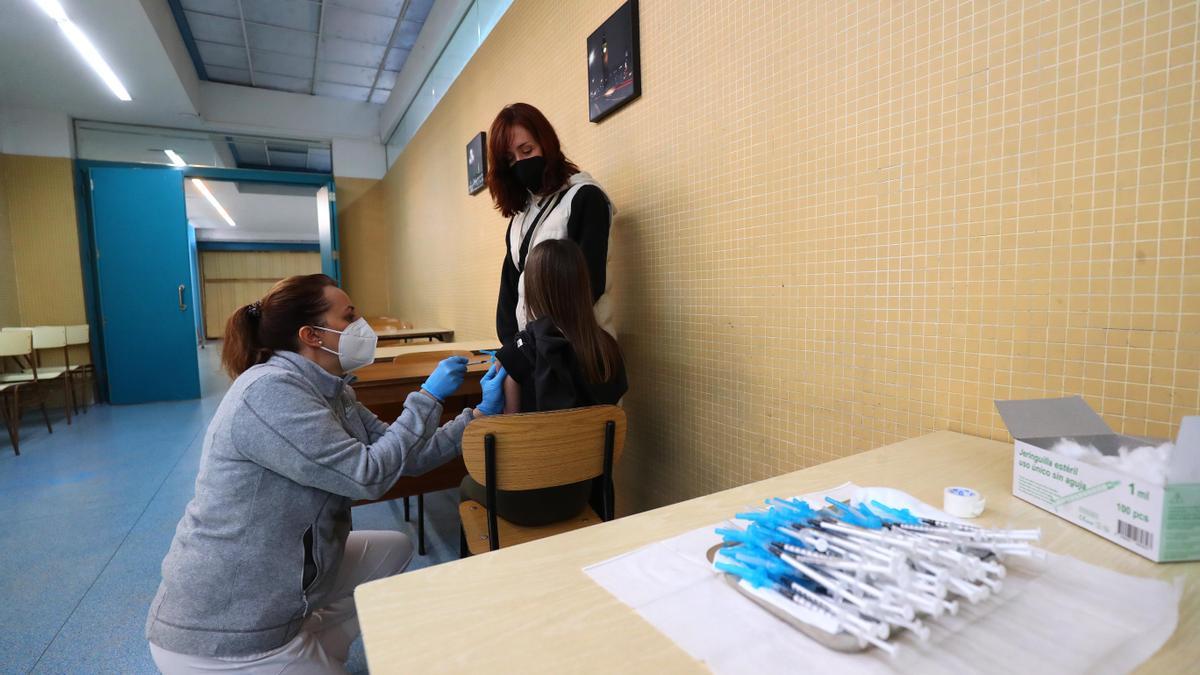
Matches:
[146,274,506,674]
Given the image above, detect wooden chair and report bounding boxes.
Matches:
[458,405,627,555]
[0,330,53,455]
[65,324,93,413]
[2,327,73,425]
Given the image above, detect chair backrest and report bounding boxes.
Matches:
[461,405,628,490]
[32,326,67,350]
[391,349,472,367]
[3,326,67,350]
[0,330,33,358]
[66,324,90,346]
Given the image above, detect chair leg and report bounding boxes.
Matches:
[39,396,51,432]
[62,377,73,426]
[11,388,21,454]
[403,495,410,522]
[417,493,426,556]
[2,392,17,456]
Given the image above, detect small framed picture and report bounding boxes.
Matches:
[587,0,641,123]
[467,132,486,195]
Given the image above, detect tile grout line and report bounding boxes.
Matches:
[28,422,208,674]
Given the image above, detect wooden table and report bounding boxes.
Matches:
[355,431,1198,673]
[376,327,454,342]
[374,339,500,363]
[365,317,454,342]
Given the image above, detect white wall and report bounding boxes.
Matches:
[331,138,386,180]
[199,82,380,142]
[0,105,73,158]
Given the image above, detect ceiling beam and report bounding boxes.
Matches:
[366,0,412,101]
[310,0,326,94]
[235,0,256,87]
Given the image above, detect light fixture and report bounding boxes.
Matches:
[190,178,236,227]
[33,0,67,21]
[32,0,132,101]
[163,149,186,167]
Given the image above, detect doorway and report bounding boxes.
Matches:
[77,163,339,405]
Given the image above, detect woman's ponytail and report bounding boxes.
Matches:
[220,274,337,379]
[222,303,268,378]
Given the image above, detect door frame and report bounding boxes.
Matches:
[73,159,338,402]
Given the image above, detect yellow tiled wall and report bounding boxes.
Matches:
[199,250,322,338]
[381,0,1198,513]
[0,154,89,368]
[336,177,391,318]
[0,162,18,327]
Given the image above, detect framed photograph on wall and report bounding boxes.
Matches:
[587,0,641,123]
[466,131,486,195]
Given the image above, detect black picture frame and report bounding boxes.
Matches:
[467,131,486,195]
[587,0,641,123]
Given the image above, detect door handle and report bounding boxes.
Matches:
[178,284,187,312]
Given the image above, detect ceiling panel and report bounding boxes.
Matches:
[171,0,443,103]
[314,81,371,101]
[180,0,241,18]
[242,0,321,32]
[323,6,394,45]
[232,143,270,164]
[196,41,250,70]
[393,18,423,49]
[372,69,397,90]
[205,65,253,85]
[320,36,385,68]
[251,51,313,80]
[246,23,317,57]
[319,62,378,88]
[330,0,406,18]
[184,11,245,44]
[253,72,312,93]
[383,45,411,70]
[306,148,333,172]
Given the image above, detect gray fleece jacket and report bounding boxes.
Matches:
[146,351,474,657]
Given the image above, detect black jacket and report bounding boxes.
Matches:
[496,318,627,413]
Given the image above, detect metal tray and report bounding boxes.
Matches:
[705,542,867,652]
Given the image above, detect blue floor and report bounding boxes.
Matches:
[0,345,463,674]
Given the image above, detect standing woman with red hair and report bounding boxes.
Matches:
[487,103,616,345]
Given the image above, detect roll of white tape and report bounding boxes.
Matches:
[944,486,986,518]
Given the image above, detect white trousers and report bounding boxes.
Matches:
[150,530,413,675]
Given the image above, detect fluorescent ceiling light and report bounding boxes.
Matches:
[32,0,132,101]
[163,149,186,167]
[190,178,236,227]
[33,0,67,22]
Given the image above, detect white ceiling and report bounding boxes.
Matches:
[185,179,320,242]
[0,0,201,128]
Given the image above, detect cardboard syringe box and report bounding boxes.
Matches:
[995,396,1200,562]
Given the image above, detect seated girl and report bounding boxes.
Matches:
[461,239,627,525]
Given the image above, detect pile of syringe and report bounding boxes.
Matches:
[714,497,1043,655]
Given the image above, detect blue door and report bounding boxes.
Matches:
[89,167,200,403]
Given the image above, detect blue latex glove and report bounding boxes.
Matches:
[421,356,469,401]
[476,364,508,415]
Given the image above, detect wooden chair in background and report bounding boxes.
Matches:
[0,330,53,455]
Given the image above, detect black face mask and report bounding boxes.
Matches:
[511,156,546,193]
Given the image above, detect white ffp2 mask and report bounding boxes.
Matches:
[313,318,378,372]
